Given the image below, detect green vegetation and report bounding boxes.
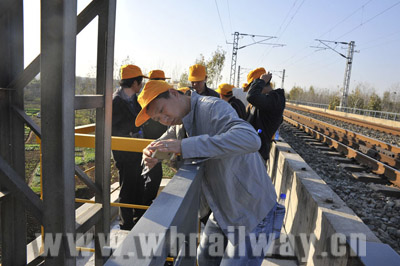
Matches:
[179,72,191,87]
[162,162,176,179]
[178,47,227,88]
[195,47,227,88]
[75,148,95,165]
[30,164,41,189]
[287,82,400,112]
[328,95,341,110]
[25,144,40,151]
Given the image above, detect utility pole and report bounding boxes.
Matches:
[236,65,241,87]
[236,66,253,88]
[312,39,357,108]
[270,69,286,89]
[342,41,355,107]
[230,32,239,86]
[228,32,285,85]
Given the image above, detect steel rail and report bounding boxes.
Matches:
[284,110,400,169]
[287,104,400,136]
[284,116,400,187]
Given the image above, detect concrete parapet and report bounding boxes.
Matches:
[267,140,400,265]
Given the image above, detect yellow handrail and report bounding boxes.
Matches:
[75,198,150,210]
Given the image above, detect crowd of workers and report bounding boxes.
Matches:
[111,63,286,265]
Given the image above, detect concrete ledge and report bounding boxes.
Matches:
[267,140,400,265]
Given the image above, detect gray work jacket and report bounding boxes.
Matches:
[160,92,277,243]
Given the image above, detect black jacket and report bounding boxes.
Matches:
[246,79,286,160]
[188,85,220,98]
[111,93,142,163]
[228,96,247,120]
[142,119,167,139]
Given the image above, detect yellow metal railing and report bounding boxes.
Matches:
[34,123,156,258]
[37,133,153,153]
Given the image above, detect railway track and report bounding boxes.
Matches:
[287,104,400,136]
[279,118,400,255]
[283,109,400,189]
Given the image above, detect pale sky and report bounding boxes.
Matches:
[24,0,400,96]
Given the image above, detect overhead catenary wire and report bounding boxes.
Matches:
[226,0,233,35]
[335,1,400,40]
[357,28,400,50]
[275,0,301,38]
[286,1,400,89]
[277,0,376,67]
[319,0,374,39]
[214,0,228,43]
[258,0,306,65]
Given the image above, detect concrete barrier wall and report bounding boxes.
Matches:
[267,140,399,265]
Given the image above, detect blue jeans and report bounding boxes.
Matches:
[197,203,278,266]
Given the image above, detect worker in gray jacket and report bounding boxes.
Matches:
[135,80,281,265]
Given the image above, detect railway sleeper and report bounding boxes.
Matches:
[320,150,343,157]
[304,139,320,144]
[338,163,367,172]
[313,146,332,152]
[331,156,354,164]
[307,141,327,147]
[367,183,400,198]
[352,172,388,184]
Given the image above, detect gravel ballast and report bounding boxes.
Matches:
[279,119,400,255]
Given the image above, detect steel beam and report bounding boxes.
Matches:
[13,105,42,138]
[75,165,102,194]
[75,95,105,110]
[94,0,116,263]
[41,0,77,264]
[0,0,27,264]
[6,0,103,93]
[0,155,43,222]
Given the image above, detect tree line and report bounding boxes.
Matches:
[287,82,400,113]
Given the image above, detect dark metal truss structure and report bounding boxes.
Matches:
[0,0,116,264]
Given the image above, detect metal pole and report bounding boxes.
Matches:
[41,0,77,264]
[340,41,355,108]
[236,65,241,87]
[94,0,116,264]
[0,1,26,264]
[281,69,286,89]
[229,32,239,85]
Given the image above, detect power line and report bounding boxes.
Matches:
[335,1,400,40]
[357,28,400,50]
[226,0,233,35]
[227,32,285,86]
[214,0,228,42]
[275,0,300,37]
[258,0,306,64]
[311,39,356,107]
[277,0,376,67]
[319,0,374,39]
[278,0,306,39]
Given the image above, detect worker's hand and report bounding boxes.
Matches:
[142,141,160,169]
[260,72,272,83]
[148,139,182,154]
[142,139,182,168]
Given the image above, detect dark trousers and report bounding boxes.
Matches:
[116,160,144,230]
[144,162,163,205]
